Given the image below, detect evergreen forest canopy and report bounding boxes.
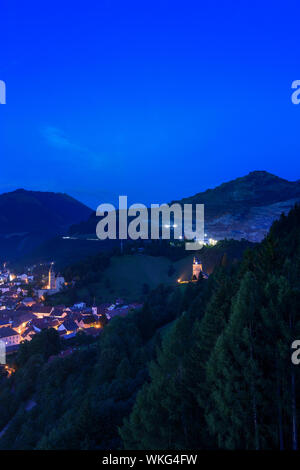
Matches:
[0,205,300,450]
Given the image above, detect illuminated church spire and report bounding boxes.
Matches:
[192,256,203,280]
[48,262,56,290]
[92,297,98,317]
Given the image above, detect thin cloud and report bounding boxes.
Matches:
[41,126,115,177]
[42,126,88,153]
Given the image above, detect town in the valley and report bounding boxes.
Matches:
[0,255,207,362]
[0,262,143,358]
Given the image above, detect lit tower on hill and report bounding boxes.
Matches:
[192,256,203,280]
[92,298,98,317]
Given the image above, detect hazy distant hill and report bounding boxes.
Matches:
[0,189,92,261]
[70,171,300,242]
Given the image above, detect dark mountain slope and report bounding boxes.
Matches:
[0,189,92,261]
[174,171,300,242]
[178,171,300,207]
[0,189,92,234]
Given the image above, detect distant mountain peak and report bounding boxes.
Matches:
[9,188,68,197]
[247,170,271,178]
[248,170,274,176]
[246,170,286,181]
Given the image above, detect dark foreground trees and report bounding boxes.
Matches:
[121,206,300,450]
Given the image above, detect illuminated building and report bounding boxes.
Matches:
[192,256,203,280]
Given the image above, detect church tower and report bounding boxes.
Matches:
[192,256,203,280]
[48,263,56,290]
[92,298,98,317]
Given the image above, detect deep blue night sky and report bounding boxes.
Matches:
[1,1,300,209]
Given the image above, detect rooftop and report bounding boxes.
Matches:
[0,326,19,338]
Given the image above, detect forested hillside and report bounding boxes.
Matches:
[46,238,253,305]
[0,205,300,449]
[121,204,300,450]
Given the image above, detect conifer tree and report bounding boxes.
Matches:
[206,272,263,449]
